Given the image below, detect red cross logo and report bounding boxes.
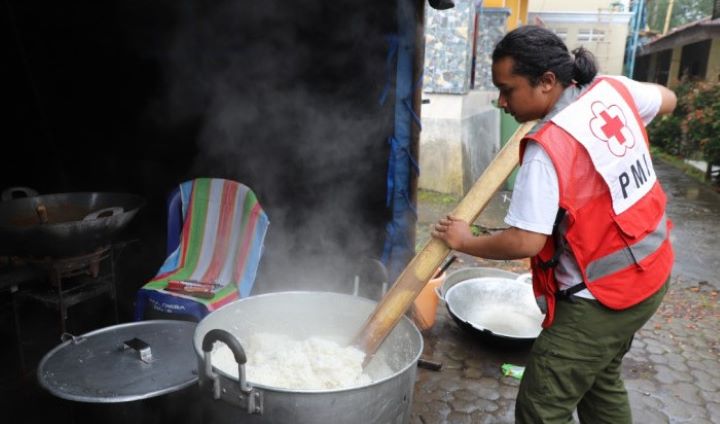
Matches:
[599,110,626,144]
[589,101,635,157]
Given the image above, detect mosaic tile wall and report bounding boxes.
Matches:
[474,8,511,90]
[423,0,475,94]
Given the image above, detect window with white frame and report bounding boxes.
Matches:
[577,28,606,42]
[551,27,568,41]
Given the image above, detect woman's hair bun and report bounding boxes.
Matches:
[572,47,598,86]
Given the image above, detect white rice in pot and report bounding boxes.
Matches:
[212,333,388,390]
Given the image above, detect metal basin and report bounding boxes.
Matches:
[439,268,544,341]
[445,277,544,340]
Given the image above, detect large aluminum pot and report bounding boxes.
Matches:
[193,291,423,424]
[0,188,144,257]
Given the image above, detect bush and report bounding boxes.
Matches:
[646,79,720,185]
[647,114,684,156]
[685,82,720,167]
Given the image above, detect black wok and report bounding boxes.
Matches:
[0,189,144,257]
[438,268,544,345]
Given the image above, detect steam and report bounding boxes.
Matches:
[157,0,396,295]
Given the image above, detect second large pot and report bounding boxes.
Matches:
[193,291,423,424]
[0,189,144,257]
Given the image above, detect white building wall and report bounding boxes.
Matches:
[527,8,632,75]
[529,0,627,13]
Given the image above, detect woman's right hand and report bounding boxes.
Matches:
[431,215,473,252]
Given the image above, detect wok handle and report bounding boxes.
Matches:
[1,186,38,202]
[36,204,48,224]
[434,286,445,303]
[433,254,457,279]
[84,206,124,220]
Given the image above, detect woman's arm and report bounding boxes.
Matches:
[644,82,677,116]
[432,215,547,260]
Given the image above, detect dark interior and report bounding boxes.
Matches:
[1,0,401,421]
[678,39,711,81]
[655,49,673,85]
[3,0,398,290]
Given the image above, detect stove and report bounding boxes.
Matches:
[2,245,120,336]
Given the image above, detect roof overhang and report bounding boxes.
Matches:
[638,19,720,56]
[527,11,632,25]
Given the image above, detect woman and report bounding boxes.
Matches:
[432,25,677,423]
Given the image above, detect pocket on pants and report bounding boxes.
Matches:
[522,333,608,408]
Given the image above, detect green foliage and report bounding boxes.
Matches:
[647,80,691,156]
[647,79,720,184]
[647,114,684,155]
[685,82,720,166]
[645,0,714,33]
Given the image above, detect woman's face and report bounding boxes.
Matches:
[492,56,555,123]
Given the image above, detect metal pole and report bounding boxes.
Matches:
[663,0,675,34]
[627,0,645,78]
[410,0,425,253]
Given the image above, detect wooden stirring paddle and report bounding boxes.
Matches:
[352,120,537,362]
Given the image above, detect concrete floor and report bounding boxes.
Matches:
[1,158,718,423]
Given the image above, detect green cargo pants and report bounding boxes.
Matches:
[515,280,668,424]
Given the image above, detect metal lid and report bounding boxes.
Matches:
[37,320,198,403]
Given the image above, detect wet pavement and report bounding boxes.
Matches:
[661,161,720,287]
[410,159,720,423]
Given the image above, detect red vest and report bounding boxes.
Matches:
[522,77,674,328]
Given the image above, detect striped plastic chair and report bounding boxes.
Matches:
[134,178,269,322]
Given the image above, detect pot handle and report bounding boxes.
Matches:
[201,329,251,395]
[202,329,247,364]
[1,186,38,202]
[122,337,153,363]
[201,329,262,415]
